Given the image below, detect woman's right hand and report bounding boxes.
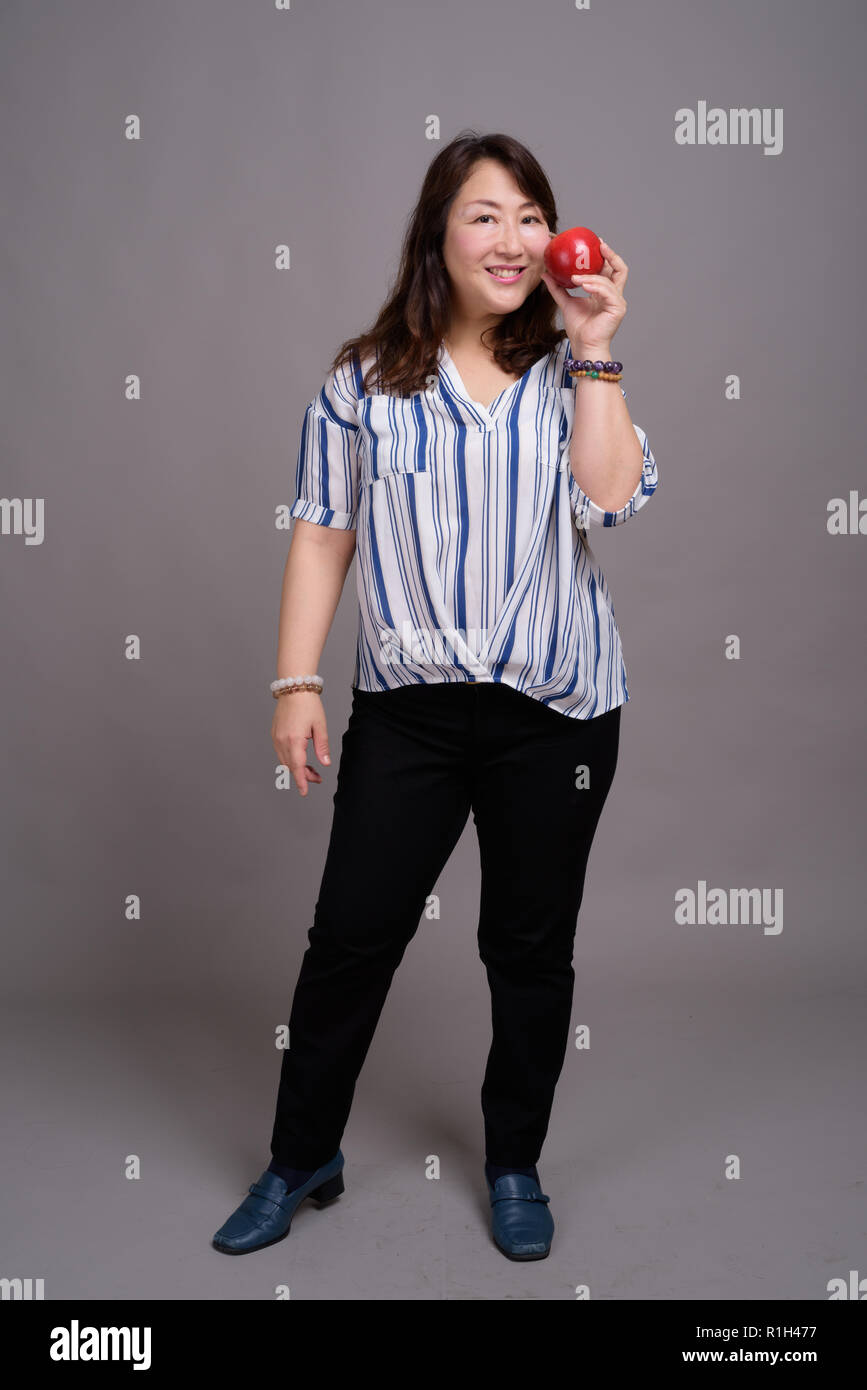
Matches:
[271,691,332,797]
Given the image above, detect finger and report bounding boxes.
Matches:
[598,239,626,267]
[311,725,332,767]
[571,274,620,300]
[597,248,615,280]
[289,761,310,795]
[294,769,323,796]
[598,240,628,288]
[287,737,313,795]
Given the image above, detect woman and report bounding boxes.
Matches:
[213,131,659,1263]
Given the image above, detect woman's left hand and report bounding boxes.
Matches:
[540,238,628,356]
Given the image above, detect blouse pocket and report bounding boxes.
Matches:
[357,392,433,486]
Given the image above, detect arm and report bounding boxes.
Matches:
[272,521,356,797]
[569,376,645,512]
[273,359,362,795]
[540,238,658,528]
[567,379,658,528]
[276,519,356,680]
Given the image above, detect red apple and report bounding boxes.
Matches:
[544,226,603,288]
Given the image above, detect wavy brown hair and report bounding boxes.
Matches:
[330,130,567,398]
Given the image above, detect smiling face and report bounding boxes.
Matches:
[441,158,551,329]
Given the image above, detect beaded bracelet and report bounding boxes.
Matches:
[270,675,324,698]
[565,357,623,381]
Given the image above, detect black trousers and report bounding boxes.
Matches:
[270,680,621,1170]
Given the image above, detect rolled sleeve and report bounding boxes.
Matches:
[568,385,659,528]
[289,360,361,532]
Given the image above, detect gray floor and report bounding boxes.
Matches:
[3,967,863,1300]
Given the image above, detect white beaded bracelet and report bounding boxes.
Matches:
[270,674,324,698]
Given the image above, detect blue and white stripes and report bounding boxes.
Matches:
[290,336,658,719]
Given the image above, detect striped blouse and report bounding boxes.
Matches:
[289,335,658,719]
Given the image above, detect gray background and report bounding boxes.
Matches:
[2,0,865,1300]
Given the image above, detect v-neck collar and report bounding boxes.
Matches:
[437,340,559,429]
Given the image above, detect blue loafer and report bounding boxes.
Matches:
[486,1170,554,1261]
[212,1151,345,1255]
